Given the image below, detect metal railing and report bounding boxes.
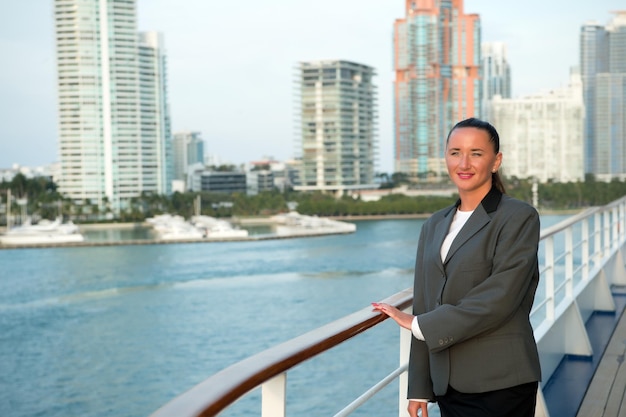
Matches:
[150,196,626,417]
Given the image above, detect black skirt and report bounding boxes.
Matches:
[435,382,538,417]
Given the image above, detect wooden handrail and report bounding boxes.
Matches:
[150,288,414,417]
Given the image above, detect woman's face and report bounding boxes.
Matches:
[445,127,502,195]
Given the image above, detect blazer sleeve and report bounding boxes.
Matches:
[407,221,435,400]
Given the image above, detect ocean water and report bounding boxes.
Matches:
[0,216,568,417]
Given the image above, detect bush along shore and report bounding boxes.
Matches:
[2,174,626,225]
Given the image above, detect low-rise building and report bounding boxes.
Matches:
[188,167,247,194]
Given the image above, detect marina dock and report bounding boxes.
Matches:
[0,215,358,249]
[0,231,355,249]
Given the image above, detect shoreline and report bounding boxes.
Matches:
[0,209,583,233]
[0,208,584,247]
[81,208,584,227]
[0,229,357,250]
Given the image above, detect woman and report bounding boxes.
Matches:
[372,118,541,417]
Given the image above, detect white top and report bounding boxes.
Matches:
[440,209,474,262]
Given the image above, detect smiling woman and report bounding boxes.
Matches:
[373,118,542,417]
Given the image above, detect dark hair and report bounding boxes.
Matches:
[446,117,506,194]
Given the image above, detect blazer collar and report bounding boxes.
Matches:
[452,186,502,214]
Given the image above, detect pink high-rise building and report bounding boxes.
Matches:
[393,0,481,179]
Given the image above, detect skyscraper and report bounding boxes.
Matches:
[54,0,172,213]
[295,60,377,194]
[481,42,511,121]
[581,11,626,180]
[172,131,205,183]
[393,0,481,179]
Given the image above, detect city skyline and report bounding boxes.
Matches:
[1,0,624,174]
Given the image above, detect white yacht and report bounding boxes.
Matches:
[191,215,249,238]
[146,214,205,241]
[270,211,356,236]
[0,217,85,245]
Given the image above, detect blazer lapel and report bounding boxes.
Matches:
[443,187,503,265]
[443,206,490,264]
[434,205,457,273]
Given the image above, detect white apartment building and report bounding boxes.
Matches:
[295,60,377,194]
[54,0,171,213]
[481,42,512,121]
[490,69,585,183]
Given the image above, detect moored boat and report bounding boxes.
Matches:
[270,211,356,236]
[191,215,249,239]
[146,214,205,241]
[0,217,85,245]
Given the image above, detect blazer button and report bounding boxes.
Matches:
[439,339,444,345]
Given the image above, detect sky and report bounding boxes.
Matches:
[0,0,623,174]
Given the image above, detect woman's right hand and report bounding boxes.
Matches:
[408,400,428,417]
[371,302,414,330]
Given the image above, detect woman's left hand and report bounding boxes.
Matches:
[371,302,415,330]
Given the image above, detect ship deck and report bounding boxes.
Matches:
[541,285,626,417]
[575,286,626,417]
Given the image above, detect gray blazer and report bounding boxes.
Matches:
[408,187,542,400]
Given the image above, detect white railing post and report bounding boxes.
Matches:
[582,218,589,282]
[262,373,286,417]
[604,210,611,255]
[611,206,619,250]
[565,227,573,299]
[545,236,555,322]
[595,213,602,265]
[399,307,411,417]
[620,201,626,244]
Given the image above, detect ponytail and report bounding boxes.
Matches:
[492,172,506,194]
